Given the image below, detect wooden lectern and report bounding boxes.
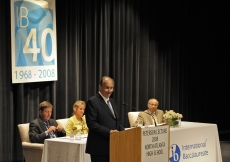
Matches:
[110,125,169,162]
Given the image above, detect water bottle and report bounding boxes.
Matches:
[70,130,74,141]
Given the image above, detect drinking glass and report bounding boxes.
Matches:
[75,131,81,140]
[138,120,143,127]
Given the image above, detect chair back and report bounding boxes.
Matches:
[18,123,44,162]
[56,118,69,130]
[18,123,30,142]
[128,112,140,127]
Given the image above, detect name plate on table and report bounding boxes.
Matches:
[141,125,170,162]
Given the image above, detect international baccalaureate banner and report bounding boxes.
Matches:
[11,0,57,83]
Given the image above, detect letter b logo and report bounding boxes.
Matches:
[169,144,181,162]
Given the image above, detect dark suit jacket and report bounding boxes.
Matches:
[29,117,66,143]
[85,93,124,156]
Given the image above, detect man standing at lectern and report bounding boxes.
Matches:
[85,76,124,162]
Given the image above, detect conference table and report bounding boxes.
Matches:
[41,122,222,162]
[41,134,91,162]
[169,121,222,162]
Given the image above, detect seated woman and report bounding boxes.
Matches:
[66,100,88,136]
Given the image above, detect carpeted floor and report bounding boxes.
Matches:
[220,141,230,162]
[219,130,230,162]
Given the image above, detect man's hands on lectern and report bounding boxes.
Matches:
[110,130,119,134]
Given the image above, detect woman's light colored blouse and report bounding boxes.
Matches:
[65,115,88,136]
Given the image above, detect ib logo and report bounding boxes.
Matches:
[169,144,181,162]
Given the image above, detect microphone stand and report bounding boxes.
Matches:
[122,102,139,111]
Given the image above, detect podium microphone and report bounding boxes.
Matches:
[122,102,139,111]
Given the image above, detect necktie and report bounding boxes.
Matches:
[107,100,116,118]
[152,114,158,125]
[44,121,56,138]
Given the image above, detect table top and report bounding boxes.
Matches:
[169,121,218,131]
[127,121,218,130]
[45,134,88,144]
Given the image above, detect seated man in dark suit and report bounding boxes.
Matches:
[29,101,66,143]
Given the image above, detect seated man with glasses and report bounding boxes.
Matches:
[29,101,66,143]
[134,98,165,127]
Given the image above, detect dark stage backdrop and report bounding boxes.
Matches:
[0,0,229,161]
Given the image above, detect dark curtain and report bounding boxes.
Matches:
[0,0,229,161]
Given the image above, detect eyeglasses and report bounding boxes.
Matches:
[44,110,52,114]
[148,104,158,106]
[102,86,114,91]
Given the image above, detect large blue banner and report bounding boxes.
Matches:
[11,0,57,83]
